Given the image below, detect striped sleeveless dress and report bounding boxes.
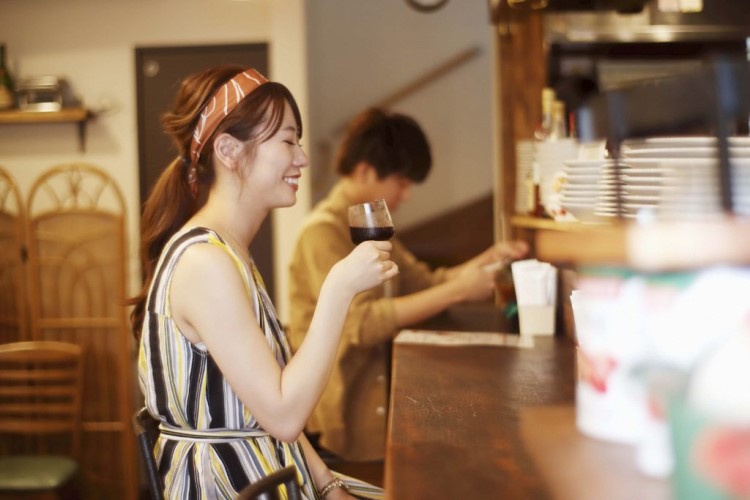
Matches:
[138,227,384,499]
[138,228,317,499]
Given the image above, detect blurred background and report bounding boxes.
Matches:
[0,0,497,318]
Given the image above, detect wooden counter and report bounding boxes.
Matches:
[520,405,672,500]
[385,330,575,499]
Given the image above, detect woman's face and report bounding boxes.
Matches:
[243,102,308,210]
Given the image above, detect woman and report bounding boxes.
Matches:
[131,65,397,499]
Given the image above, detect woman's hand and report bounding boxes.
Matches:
[330,240,399,297]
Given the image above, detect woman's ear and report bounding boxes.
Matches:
[213,133,242,169]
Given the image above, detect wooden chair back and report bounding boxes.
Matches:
[25,163,136,498]
[132,408,164,500]
[0,167,28,344]
[236,466,302,500]
[0,340,84,458]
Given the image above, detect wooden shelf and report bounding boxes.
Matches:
[0,107,94,151]
[535,216,750,271]
[0,107,91,123]
[511,214,606,232]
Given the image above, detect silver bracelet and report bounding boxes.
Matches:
[318,477,347,498]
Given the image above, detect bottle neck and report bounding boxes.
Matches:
[536,88,556,141]
[551,112,566,139]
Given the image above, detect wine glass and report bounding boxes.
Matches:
[348,199,395,244]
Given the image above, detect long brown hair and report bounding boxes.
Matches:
[129,65,302,338]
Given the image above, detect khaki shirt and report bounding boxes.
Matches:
[288,182,446,461]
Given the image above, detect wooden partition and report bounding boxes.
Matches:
[494,9,547,246]
[25,163,137,499]
[0,167,28,345]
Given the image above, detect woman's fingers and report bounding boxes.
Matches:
[371,240,392,251]
[382,262,399,280]
[352,241,399,283]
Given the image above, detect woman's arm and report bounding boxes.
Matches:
[170,240,397,442]
[297,434,355,499]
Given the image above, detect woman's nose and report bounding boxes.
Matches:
[295,147,309,168]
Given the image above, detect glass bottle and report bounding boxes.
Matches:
[551,100,567,140]
[0,44,15,110]
[530,88,556,216]
[534,87,556,142]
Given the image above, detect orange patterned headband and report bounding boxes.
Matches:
[189,68,269,163]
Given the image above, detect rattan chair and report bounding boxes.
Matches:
[25,163,137,497]
[0,167,28,344]
[0,340,84,499]
[132,407,164,500]
[236,466,302,500]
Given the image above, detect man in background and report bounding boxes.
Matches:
[288,108,527,462]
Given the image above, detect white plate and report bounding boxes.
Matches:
[621,136,750,151]
[562,182,605,190]
[624,185,661,192]
[621,178,663,187]
[622,147,750,160]
[564,159,615,169]
[565,175,602,183]
[561,191,599,198]
[563,168,602,177]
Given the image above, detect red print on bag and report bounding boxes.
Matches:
[577,349,618,393]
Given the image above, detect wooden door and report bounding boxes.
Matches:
[135,44,276,301]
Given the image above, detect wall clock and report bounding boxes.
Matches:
[405,0,450,13]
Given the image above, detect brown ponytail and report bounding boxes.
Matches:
[129,65,303,339]
[128,157,195,338]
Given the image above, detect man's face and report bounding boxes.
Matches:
[368,172,413,213]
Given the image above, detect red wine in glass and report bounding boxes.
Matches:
[350,225,395,244]
[348,199,394,244]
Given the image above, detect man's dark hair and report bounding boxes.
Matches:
[335,108,432,182]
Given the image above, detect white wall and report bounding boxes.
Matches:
[0,0,307,320]
[0,0,499,321]
[305,0,496,229]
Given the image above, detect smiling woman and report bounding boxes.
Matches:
[129,65,394,499]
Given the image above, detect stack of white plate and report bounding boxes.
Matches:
[620,136,750,220]
[535,139,579,217]
[559,159,663,222]
[602,159,663,220]
[560,159,616,222]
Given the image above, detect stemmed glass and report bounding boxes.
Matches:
[348,199,394,244]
